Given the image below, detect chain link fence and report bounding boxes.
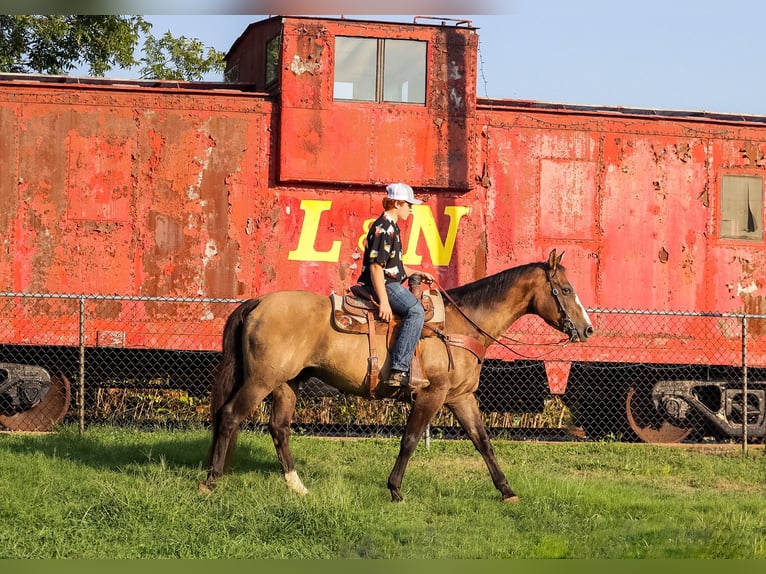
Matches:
[1,293,764,446]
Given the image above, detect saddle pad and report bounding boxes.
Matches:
[426,289,445,323]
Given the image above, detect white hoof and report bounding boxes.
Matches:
[285,470,309,495]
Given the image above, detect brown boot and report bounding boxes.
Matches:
[384,370,429,390]
[383,370,409,387]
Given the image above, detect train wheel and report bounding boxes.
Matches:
[626,385,692,443]
[0,374,71,432]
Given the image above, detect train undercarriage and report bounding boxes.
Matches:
[0,362,71,432]
[626,379,766,442]
[561,363,766,443]
[1,351,764,443]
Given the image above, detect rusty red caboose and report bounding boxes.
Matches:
[1,15,765,440]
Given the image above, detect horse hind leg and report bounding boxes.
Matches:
[204,382,272,491]
[269,381,308,495]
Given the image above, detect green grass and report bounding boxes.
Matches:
[0,425,764,558]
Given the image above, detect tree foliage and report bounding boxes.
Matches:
[139,31,225,81]
[0,15,225,80]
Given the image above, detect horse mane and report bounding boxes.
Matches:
[445,261,556,308]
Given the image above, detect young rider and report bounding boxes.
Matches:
[357,183,435,389]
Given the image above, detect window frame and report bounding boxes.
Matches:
[333,35,427,105]
[718,173,765,243]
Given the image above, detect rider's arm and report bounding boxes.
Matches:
[370,263,393,322]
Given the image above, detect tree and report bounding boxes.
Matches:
[0,15,225,81]
[139,31,225,81]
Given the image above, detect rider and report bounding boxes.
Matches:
[357,183,435,390]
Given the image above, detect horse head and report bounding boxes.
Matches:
[535,249,594,342]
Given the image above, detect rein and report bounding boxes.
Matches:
[429,272,571,360]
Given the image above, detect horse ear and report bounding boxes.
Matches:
[547,249,564,275]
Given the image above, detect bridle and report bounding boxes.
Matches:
[545,267,578,342]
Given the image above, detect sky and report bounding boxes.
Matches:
[51,0,766,116]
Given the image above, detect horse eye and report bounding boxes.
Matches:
[562,287,571,295]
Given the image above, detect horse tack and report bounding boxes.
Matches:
[365,322,429,398]
[330,290,441,397]
[366,310,380,395]
[446,334,485,364]
[340,288,437,323]
[330,291,442,334]
[330,288,485,381]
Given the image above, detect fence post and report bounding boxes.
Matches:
[741,315,748,456]
[79,296,86,436]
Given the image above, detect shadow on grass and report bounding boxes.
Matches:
[0,425,284,477]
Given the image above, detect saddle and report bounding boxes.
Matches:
[331,280,482,397]
[331,285,444,335]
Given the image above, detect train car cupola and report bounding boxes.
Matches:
[225,15,478,191]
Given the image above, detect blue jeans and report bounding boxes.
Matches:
[385,282,425,373]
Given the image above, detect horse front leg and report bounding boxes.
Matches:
[446,393,519,502]
[269,381,308,495]
[387,389,447,502]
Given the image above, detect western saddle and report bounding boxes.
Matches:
[330,275,483,397]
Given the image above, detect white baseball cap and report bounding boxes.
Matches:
[386,182,422,205]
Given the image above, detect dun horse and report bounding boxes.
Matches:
[202,249,593,502]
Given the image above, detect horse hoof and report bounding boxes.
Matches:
[284,470,309,495]
[503,495,520,503]
[197,481,215,495]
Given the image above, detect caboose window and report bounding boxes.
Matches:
[720,175,763,241]
[334,37,377,100]
[265,34,281,87]
[383,40,426,103]
[334,36,426,104]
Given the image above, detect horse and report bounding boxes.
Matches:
[201,249,593,502]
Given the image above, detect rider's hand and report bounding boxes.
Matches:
[378,300,393,322]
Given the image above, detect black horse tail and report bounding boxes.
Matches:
[210,298,262,426]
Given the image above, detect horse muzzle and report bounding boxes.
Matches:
[568,323,594,342]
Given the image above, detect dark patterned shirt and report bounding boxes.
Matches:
[358,212,406,287]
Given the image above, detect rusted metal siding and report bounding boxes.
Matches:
[479,102,766,366]
[272,17,476,189]
[480,105,766,313]
[0,77,488,352]
[0,84,276,301]
[0,82,281,349]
